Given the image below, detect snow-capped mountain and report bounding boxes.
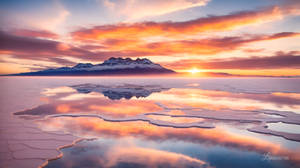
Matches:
[13,57,175,76]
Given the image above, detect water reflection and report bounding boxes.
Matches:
[148,88,300,112]
[45,138,211,168]
[40,116,300,168]
[13,83,300,168]
[37,117,300,165]
[14,84,300,139]
[267,122,300,134]
[68,84,300,111]
[15,87,163,118]
[71,83,169,100]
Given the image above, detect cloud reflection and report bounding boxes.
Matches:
[105,145,209,168]
[38,117,300,166]
[46,139,211,168]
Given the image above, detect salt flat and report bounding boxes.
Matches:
[1,77,300,168]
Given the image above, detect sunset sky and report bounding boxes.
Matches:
[0,0,300,76]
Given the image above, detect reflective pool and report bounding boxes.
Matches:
[1,77,300,168]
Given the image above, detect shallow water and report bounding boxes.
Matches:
[1,77,300,168]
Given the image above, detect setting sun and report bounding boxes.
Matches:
[187,68,201,74]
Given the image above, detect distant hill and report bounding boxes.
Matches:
[11,57,175,76]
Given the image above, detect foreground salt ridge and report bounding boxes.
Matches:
[0,118,80,168]
[39,138,88,168]
[1,118,92,168]
[0,78,86,168]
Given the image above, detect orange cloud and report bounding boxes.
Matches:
[70,32,300,58]
[72,5,300,41]
[123,32,300,55]
[243,48,265,53]
[163,51,300,70]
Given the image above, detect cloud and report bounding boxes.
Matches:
[28,6,69,31]
[95,32,299,56]
[102,0,210,20]
[10,29,59,39]
[0,30,114,73]
[243,48,265,53]
[0,30,151,64]
[1,29,299,73]
[164,51,300,70]
[0,30,90,58]
[71,4,300,41]
[0,30,59,54]
[0,0,70,31]
[0,30,109,64]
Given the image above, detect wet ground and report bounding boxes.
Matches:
[1,77,300,168]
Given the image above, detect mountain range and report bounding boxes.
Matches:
[12,57,175,76]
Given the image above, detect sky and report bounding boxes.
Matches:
[0,0,300,76]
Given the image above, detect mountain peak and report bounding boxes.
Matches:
[103,57,153,65]
[136,58,152,64]
[73,63,93,69]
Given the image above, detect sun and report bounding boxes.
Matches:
[187,68,201,74]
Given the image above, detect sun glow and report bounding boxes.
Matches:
[187,68,201,74]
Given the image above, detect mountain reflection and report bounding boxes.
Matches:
[71,83,169,100]
[15,84,300,118]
